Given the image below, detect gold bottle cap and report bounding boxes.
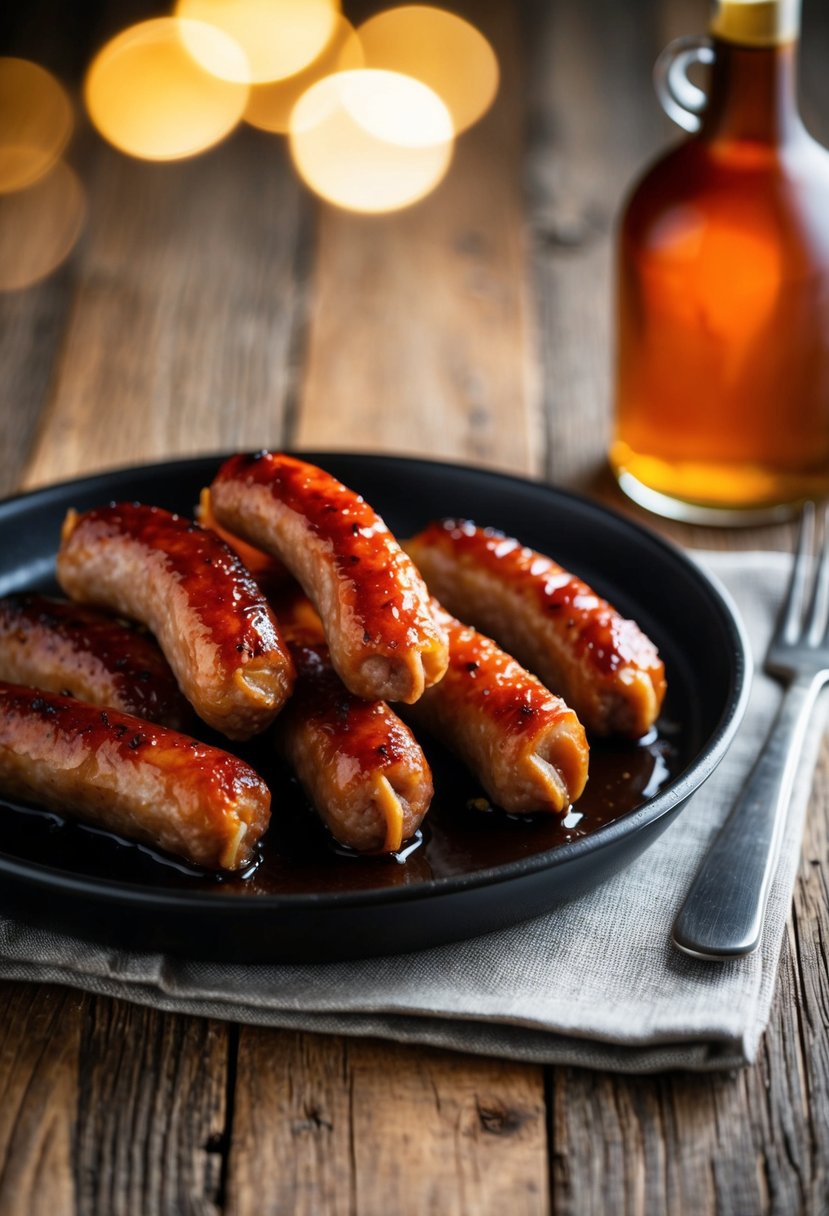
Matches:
[710,0,800,46]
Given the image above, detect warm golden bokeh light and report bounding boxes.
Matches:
[357,6,499,135]
[289,69,453,213]
[84,18,249,161]
[0,58,73,194]
[0,160,85,291]
[244,15,362,135]
[176,0,339,84]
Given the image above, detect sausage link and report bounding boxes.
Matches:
[209,453,449,704]
[197,488,293,599]
[276,597,433,853]
[0,683,270,870]
[0,594,195,731]
[406,604,589,814]
[56,503,295,740]
[406,521,666,738]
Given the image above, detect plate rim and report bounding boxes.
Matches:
[0,450,753,912]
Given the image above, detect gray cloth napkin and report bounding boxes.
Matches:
[0,552,824,1073]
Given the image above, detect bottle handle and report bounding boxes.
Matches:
[653,35,714,133]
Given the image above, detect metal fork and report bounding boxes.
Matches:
[673,502,829,960]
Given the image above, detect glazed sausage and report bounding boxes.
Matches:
[406,603,588,814]
[275,596,433,853]
[209,452,449,704]
[56,504,295,740]
[0,683,270,870]
[197,488,292,599]
[406,521,666,738]
[0,594,195,731]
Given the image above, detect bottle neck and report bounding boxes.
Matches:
[700,37,801,144]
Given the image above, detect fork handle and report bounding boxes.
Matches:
[672,674,825,960]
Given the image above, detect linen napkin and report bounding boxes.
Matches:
[0,552,824,1073]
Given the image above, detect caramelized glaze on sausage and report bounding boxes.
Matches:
[56,503,295,740]
[276,596,433,853]
[197,488,292,599]
[0,594,194,731]
[406,521,666,738]
[406,603,589,814]
[0,683,270,870]
[209,453,449,704]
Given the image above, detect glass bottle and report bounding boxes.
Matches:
[610,0,829,524]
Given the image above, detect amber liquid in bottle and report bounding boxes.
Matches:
[611,1,829,522]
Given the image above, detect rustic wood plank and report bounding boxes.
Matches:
[347,1040,547,1216]
[227,1031,353,1216]
[0,280,75,498]
[0,985,231,1216]
[22,129,309,490]
[550,1068,778,1215]
[0,0,107,499]
[793,742,829,1210]
[761,734,829,1213]
[73,998,230,1216]
[227,1033,548,1216]
[294,2,541,477]
[0,982,83,1216]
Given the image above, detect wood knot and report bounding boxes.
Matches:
[292,1106,333,1134]
[476,1100,527,1136]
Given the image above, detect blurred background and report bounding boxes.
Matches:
[1,0,827,509]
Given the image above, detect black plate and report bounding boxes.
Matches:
[0,454,751,961]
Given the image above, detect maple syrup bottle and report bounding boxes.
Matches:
[610,0,829,523]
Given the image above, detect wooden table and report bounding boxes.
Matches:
[2,0,828,1211]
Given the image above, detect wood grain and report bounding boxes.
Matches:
[22,131,309,490]
[227,1031,353,1216]
[525,0,700,508]
[0,982,83,1216]
[73,999,230,1216]
[228,1034,547,1216]
[0,0,107,500]
[346,1041,547,1216]
[294,3,541,478]
[0,278,75,498]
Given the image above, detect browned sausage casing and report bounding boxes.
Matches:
[406,604,588,814]
[0,683,270,870]
[276,598,433,853]
[209,452,449,704]
[197,488,292,600]
[406,521,666,739]
[0,594,195,731]
[56,503,295,740]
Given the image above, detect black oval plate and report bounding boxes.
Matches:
[0,454,751,961]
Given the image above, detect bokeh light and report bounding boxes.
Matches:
[288,69,453,213]
[0,160,85,291]
[357,6,499,135]
[85,18,249,161]
[244,14,363,135]
[0,58,73,194]
[176,0,339,84]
